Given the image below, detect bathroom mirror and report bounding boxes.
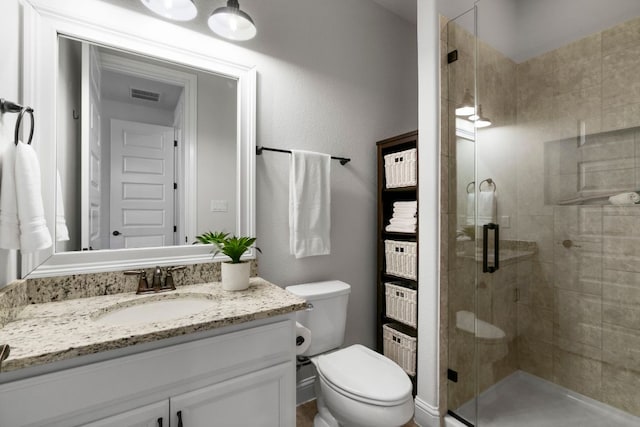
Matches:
[22,0,256,278]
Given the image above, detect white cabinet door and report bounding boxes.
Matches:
[82,400,169,427]
[170,362,295,427]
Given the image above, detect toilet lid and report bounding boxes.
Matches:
[316,344,412,406]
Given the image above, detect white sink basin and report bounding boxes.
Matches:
[94,298,216,326]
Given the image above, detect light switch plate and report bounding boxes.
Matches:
[210,200,228,212]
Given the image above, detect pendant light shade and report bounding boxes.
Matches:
[208,0,257,41]
[140,0,197,21]
[455,88,475,117]
[470,105,492,128]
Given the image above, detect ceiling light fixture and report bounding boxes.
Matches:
[208,0,257,41]
[469,105,492,128]
[455,88,475,117]
[140,0,198,21]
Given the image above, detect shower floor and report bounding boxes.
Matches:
[452,371,640,427]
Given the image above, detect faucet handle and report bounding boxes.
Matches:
[165,266,186,290]
[124,270,150,293]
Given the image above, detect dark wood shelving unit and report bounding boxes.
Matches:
[376,130,418,394]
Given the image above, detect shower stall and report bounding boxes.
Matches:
[442,1,640,425]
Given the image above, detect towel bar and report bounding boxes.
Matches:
[256,146,350,165]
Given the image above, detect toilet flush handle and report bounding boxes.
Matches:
[306,302,314,311]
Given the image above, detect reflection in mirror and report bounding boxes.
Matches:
[56,36,237,253]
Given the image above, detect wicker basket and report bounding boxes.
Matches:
[385,283,417,328]
[383,324,417,376]
[384,240,417,280]
[384,148,417,188]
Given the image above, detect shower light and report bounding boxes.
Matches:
[208,0,257,41]
[455,88,475,117]
[140,0,197,21]
[470,105,492,128]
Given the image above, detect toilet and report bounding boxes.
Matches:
[286,281,414,427]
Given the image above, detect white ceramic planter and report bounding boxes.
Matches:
[221,262,250,291]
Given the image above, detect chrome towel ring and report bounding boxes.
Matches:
[466,178,497,193]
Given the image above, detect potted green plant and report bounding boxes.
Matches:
[195,231,261,291]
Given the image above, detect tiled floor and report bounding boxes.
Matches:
[453,371,640,427]
[296,399,418,426]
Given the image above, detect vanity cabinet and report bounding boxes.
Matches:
[376,131,419,393]
[0,319,296,427]
[83,401,169,427]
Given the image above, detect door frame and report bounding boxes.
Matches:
[98,52,197,248]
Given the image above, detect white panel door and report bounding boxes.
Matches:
[110,119,175,249]
[81,44,103,250]
[82,400,169,427]
[170,362,295,427]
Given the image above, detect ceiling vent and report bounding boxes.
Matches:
[130,88,161,102]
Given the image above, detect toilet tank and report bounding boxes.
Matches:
[286,280,350,356]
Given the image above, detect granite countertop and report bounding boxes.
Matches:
[0,277,307,373]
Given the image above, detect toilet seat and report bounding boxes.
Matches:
[315,344,412,407]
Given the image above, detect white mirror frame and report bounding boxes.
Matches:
[22,0,256,278]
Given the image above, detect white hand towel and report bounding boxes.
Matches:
[56,170,69,241]
[289,150,331,258]
[15,141,52,252]
[609,192,640,205]
[477,191,497,226]
[0,143,20,249]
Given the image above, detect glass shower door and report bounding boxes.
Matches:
[445,7,481,426]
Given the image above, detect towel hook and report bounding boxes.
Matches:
[479,178,496,193]
[14,107,34,146]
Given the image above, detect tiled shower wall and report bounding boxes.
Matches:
[515,16,640,416]
[442,14,640,417]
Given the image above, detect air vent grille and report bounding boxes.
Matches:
[130,88,160,102]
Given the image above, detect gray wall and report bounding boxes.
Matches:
[250,0,418,349]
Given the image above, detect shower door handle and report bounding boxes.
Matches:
[482,223,499,273]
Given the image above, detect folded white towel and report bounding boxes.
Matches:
[477,191,497,226]
[56,170,69,242]
[609,192,640,205]
[0,143,20,249]
[386,224,416,233]
[390,217,417,225]
[393,206,418,213]
[289,150,331,258]
[15,141,52,252]
[393,201,417,208]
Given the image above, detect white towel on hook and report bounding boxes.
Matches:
[15,141,52,252]
[289,150,331,258]
[477,190,497,226]
[56,170,69,242]
[0,143,20,249]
